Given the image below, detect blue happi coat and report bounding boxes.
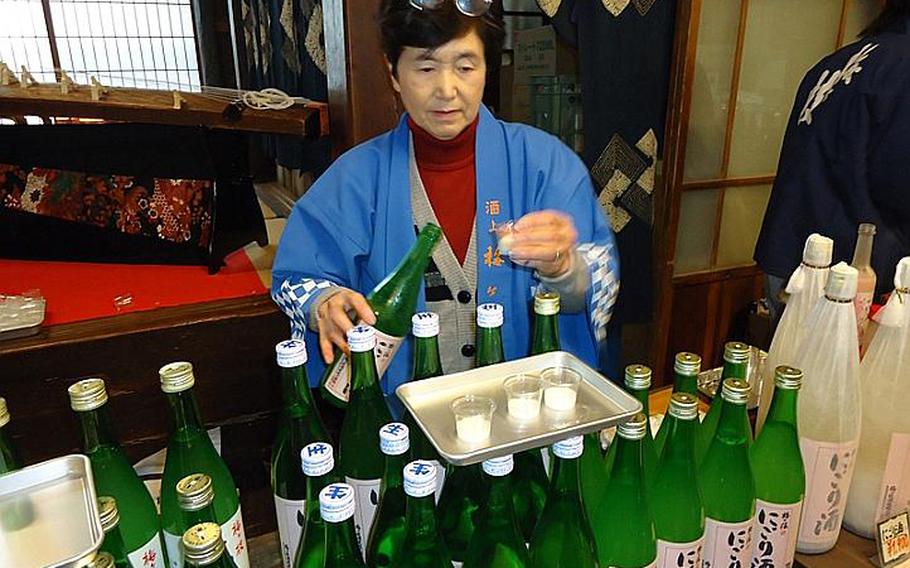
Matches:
[272,106,620,395]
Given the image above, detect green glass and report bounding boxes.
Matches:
[185,554,237,568]
[177,475,218,530]
[699,379,755,567]
[592,414,656,568]
[475,307,505,368]
[528,438,598,568]
[651,394,704,563]
[366,424,410,568]
[398,461,452,568]
[464,457,530,568]
[181,523,239,568]
[271,340,330,568]
[405,314,444,465]
[0,399,21,474]
[294,442,337,568]
[319,224,442,407]
[578,432,605,535]
[603,366,658,489]
[696,343,750,465]
[654,353,702,459]
[437,463,485,562]
[159,365,245,568]
[70,380,163,565]
[321,484,367,568]
[98,497,130,568]
[529,291,560,355]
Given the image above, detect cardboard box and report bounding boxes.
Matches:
[512,26,579,86]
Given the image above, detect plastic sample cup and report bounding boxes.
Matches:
[504,374,543,421]
[452,395,496,443]
[542,367,582,411]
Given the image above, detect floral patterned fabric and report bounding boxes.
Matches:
[0,164,214,248]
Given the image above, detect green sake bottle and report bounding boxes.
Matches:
[320,223,442,407]
[158,363,248,568]
[404,312,445,497]
[398,460,453,568]
[181,523,239,568]
[696,342,751,465]
[604,365,658,489]
[319,483,367,568]
[271,339,331,568]
[478,302,547,541]
[593,413,657,568]
[699,379,755,567]
[578,431,605,538]
[750,366,805,567]
[98,496,130,568]
[366,423,410,567]
[651,394,704,567]
[336,325,393,554]
[0,398,21,474]
[530,291,561,355]
[69,379,165,568]
[464,455,531,568]
[294,441,337,568]
[528,436,598,568]
[653,353,702,459]
[437,458,485,563]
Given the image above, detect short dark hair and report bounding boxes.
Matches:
[379,0,505,75]
[861,0,910,37]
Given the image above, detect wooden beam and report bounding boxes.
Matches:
[682,174,775,191]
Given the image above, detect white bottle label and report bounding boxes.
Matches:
[162,505,249,568]
[323,330,404,402]
[798,437,858,548]
[274,494,306,568]
[703,517,753,568]
[876,432,910,522]
[656,536,703,568]
[345,476,381,556]
[126,532,166,568]
[750,499,802,568]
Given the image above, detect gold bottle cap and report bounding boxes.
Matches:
[177,473,215,512]
[668,393,699,421]
[0,397,9,428]
[774,366,803,390]
[182,522,226,566]
[159,362,196,394]
[97,496,120,532]
[674,352,702,376]
[723,342,751,365]
[90,551,116,568]
[721,378,751,405]
[533,291,560,316]
[617,412,648,440]
[624,364,652,390]
[68,378,108,412]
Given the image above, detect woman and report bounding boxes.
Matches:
[272,0,619,398]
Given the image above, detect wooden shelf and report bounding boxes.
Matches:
[0,84,328,138]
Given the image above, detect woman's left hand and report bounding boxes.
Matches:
[505,210,578,278]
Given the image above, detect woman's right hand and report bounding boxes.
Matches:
[316,289,376,364]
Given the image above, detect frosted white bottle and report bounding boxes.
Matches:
[795,262,862,554]
[757,233,833,435]
[844,257,910,538]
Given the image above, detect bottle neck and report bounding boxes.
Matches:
[404,492,440,544]
[485,475,515,516]
[717,399,750,443]
[628,387,650,417]
[721,360,747,380]
[661,416,697,466]
[77,405,119,453]
[182,503,218,528]
[610,436,644,483]
[476,326,504,367]
[325,518,361,562]
[280,365,315,414]
[673,371,698,396]
[765,387,799,428]
[852,233,874,268]
[412,335,443,380]
[306,473,332,521]
[0,425,20,472]
[550,454,581,497]
[382,453,407,490]
[350,349,380,392]
[166,390,206,434]
[531,312,560,355]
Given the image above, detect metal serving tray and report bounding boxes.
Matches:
[0,293,46,341]
[0,454,103,568]
[396,351,642,465]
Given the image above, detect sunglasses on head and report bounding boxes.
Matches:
[409,0,493,17]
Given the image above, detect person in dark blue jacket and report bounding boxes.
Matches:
[755,1,910,316]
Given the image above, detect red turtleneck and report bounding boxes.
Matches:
[409,116,477,265]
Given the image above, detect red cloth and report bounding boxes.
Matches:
[409,116,477,265]
[0,250,267,326]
